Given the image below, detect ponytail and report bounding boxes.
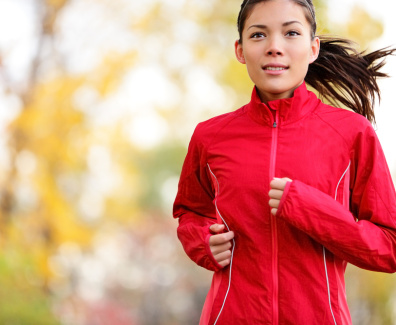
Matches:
[306,36,395,123]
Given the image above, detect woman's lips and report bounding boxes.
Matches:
[262,64,289,75]
[264,67,287,71]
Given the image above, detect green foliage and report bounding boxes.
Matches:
[0,251,59,325]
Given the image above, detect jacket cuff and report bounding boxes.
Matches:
[177,222,223,272]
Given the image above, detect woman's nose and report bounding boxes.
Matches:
[266,37,283,56]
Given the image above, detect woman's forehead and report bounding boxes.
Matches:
[245,1,309,27]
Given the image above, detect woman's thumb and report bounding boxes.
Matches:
[209,223,224,234]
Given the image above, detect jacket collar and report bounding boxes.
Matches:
[246,82,320,127]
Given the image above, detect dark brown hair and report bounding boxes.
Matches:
[237,0,395,123]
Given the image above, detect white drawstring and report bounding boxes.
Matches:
[207,164,235,325]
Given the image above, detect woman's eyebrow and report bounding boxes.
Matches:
[283,20,303,27]
[247,21,303,30]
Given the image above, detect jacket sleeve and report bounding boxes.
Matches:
[276,123,396,273]
[173,126,222,272]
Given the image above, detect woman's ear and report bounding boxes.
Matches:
[309,36,320,64]
[235,40,246,64]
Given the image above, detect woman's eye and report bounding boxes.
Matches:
[286,31,300,37]
[251,32,265,39]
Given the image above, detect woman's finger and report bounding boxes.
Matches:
[218,259,231,268]
[268,189,283,199]
[270,177,292,190]
[269,198,280,209]
[211,241,232,255]
[209,223,225,234]
[214,250,232,263]
[270,179,286,190]
[209,231,235,246]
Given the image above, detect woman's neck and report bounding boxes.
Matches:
[256,81,303,104]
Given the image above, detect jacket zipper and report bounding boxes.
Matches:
[270,112,279,325]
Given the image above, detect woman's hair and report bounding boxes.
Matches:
[237,0,395,123]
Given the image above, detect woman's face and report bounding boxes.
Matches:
[235,0,320,103]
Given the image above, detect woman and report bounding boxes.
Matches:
[173,0,396,324]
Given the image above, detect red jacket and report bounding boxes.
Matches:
[173,82,396,324]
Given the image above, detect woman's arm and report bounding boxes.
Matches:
[269,126,396,273]
[174,126,233,271]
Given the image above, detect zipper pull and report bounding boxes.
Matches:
[273,121,277,128]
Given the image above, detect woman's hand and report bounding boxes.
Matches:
[269,177,292,216]
[209,224,234,268]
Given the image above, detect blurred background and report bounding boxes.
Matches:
[0,0,395,324]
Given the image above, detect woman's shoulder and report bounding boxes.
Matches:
[193,106,247,140]
[314,102,375,143]
[315,102,372,128]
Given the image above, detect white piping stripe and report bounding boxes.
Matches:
[334,161,351,201]
[323,161,351,325]
[323,247,337,325]
[207,163,235,325]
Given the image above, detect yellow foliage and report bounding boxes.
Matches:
[5,75,95,273]
[44,0,68,10]
[346,6,384,50]
[10,78,85,165]
[89,52,137,96]
[131,3,162,32]
[221,58,254,106]
[36,173,93,245]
